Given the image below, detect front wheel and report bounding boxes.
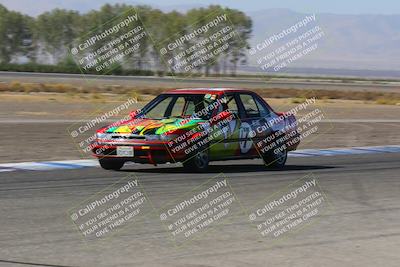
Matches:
[262,147,288,169]
[99,158,124,170]
[182,149,209,172]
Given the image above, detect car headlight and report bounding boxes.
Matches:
[160,134,179,141]
[96,132,110,139]
[145,134,179,141]
[145,135,161,141]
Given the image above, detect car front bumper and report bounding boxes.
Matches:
[91,139,186,164]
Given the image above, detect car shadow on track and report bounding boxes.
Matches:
[120,164,336,173]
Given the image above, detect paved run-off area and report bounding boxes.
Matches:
[0,153,399,266]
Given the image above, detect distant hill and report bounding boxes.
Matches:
[1,1,399,76]
[247,9,400,72]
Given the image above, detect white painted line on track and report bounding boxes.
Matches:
[0,145,398,173]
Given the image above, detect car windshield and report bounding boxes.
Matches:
[140,94,220,120]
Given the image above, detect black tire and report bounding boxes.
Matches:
[262,147,288,169]
[182,148,210,172]
[99,158,124,170]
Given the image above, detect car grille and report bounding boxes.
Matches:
[110,134,145,140]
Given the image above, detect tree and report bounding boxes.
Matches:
[225,8,252,76]
[183,5,252,76]
[35,9,81,64]
[0,5,34,64]
[0,3,253,76]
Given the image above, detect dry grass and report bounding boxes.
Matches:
[375,97,400,105]
[1,80,400,105]
[250,88,400,105]
[290,97,307,104]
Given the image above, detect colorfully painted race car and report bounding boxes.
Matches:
[91,88,300,172]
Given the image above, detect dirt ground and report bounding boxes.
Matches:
[1,92,399,163]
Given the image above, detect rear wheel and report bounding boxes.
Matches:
[99,158,124,170]
[182,149,209,172]
[262,147,288,169]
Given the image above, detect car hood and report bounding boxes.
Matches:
[100,117,206,136]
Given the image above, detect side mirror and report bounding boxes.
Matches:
[129,109,141,119]
[210,110,236,125]
[221,110,239,120]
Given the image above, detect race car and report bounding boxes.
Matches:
[91,88,300,172]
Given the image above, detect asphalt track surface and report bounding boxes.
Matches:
[1,71,399,92]
[0,152,399,267]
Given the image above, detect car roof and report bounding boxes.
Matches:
[165,88,251,95]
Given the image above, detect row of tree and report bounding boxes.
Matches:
[0,4,252,76]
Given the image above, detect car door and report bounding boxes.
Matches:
[237,93,275,156]
[208,93,241,159]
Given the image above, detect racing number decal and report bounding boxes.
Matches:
[222,120,237,148]
[239,122,253,154]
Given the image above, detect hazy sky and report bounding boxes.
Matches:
[1,0,400,16]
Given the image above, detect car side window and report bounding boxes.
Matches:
[184,101,196,116]
[254,96,271,118]
[224,95,240,117]
[169,96,199,118]
[239,94,260,118]
[170,97,186,117]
